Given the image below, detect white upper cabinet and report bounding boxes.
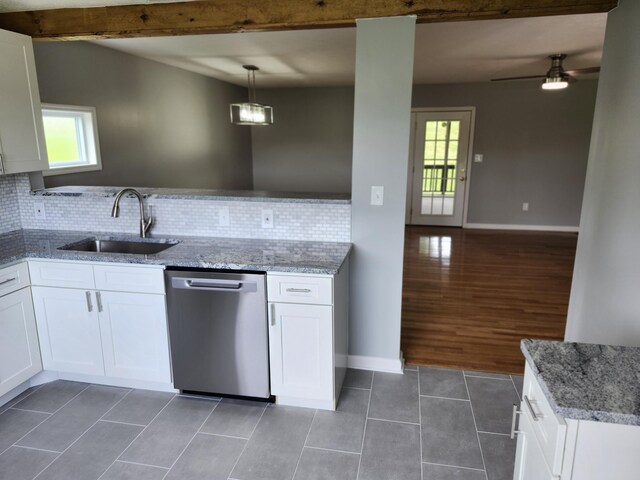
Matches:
[0,28,48,175]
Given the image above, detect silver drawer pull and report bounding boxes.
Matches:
[270,303,276,326]
[524,395,543,421]
[0,277,17,286]
[86,291,93,312]
[96,291,103,313]
[510,404,521,439]
[286,288,312,293]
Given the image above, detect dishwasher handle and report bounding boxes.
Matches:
[171,277,258,293]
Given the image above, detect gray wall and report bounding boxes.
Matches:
[33,41,253,190]
[565,0,640,346]
[412,80,598,227]
[350,16,415,363]
[251,87,354,193]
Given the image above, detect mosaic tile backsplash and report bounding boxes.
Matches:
[9,174,351,242]
[0,175,21,234]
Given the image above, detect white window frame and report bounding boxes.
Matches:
[42,103,102,176]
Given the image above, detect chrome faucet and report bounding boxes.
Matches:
[111,188,153,238]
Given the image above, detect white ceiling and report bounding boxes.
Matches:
[1,0,607,88]
[91,13,606,87]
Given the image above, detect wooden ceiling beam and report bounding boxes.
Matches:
[0,0,618,41]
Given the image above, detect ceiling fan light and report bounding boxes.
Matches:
[542,76,569,90]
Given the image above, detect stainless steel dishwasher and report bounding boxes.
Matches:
[165,269,270,399]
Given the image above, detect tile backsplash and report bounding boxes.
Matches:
[11,174,351,242]
[0,175,21,234]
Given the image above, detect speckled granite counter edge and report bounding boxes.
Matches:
[521,340,640,426]
[32,187,351,205]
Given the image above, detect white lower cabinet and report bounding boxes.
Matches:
[0,287,42,397]
[32,286,104,376]
[29,261,172,389]
[269,303,333,402]
[514,406,555,480]
[98,291,170,383]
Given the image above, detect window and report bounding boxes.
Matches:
[42,104,101,175]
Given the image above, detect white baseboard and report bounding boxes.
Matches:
[348,354,404,374]
[464,223,579,233]
[28,370,177,393]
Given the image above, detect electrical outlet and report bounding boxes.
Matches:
[522,202,529,212]
[219,207,230,226]
[34,202,46,220]
[261,209,274,229]
[474,154,484,163]
[370,186,384,206]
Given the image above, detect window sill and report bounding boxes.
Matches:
[43,164,102,176]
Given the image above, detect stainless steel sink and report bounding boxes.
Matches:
[59,238,178,255]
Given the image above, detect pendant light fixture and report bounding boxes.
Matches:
[230,65,274,125]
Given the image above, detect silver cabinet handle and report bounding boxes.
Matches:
[270,303,276,326]
[510,404,521,439]
[96,291,103,312]
[0,277,17,286]
[524,395,543,421]
[286,288,311,293]
[85,291,93,312]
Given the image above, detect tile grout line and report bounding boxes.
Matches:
[96,391,177,480]
[355,370,374,480]
[198,431,250,441]
[0,383,44,417]
[304,445,361,456]
[11,445,62,455]
[367,416,421,426]
[422,461,487,472]
[418,366,424,480]
[463,374,489,480]
[33,386,134,480]
[159,397,221,480]
[226,403,268,480]
[115,459,170,470]
[8,407,56,415]
[463,373,513,382]
[99,418,147,428]
[419,394,470,402]
[2,383,93,458]
[291,408,318,480]
[477,430,511,437]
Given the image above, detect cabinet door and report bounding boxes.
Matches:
[98,291,171,383]
[0,29,47,175]
[0,287,42,397]
[514,408,556,480]
[268,303,333,400]
[31,286,104,376]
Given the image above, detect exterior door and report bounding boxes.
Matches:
[408,110,473,226]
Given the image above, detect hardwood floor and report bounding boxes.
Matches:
[401,226,577,374]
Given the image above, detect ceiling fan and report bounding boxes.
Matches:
[491,54,600,90]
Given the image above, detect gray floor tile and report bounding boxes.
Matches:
[0,446,58,480]
[101,461,167,480]
[0,409,50,453]
[200,398,266,438]
[306,387,368,453]
[421,396,484,469]
[404,364,419,371]
[119,395,217,468]
[466,377,520,434]
[17,385,129,452]
[359,419,421,480]
[0,386,40,414]
[464,371,511,380]
[423,463,486,480]
[14,381,88,413]
[343,369,373,389]
[368,371,419,423]
[511,376,524,400]
[479,433,517,480]
[294,447,359,480]
[420,367,469,400]
[37,421,142,480]
[231,405,315,480]
[102,390,174,426]
[165,433,245,480]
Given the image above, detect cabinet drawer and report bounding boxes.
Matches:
[29,261,95,289]
[0,262,30,297]
[522,363,567,476]
[267,274,332,305]
[94,265,164,294]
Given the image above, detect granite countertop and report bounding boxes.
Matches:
[0,229,352,275]
[521,339,640,426]
[34,186,351,205]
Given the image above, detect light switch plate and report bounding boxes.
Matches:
[34,202,46,220]
[474,154,484,163]
[371,186,384,206]
[522,202,529,212]
[219,206,230,226]
[261,209,274,228]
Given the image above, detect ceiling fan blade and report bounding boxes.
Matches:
[491,75,546,82]
[564,66,600,76]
